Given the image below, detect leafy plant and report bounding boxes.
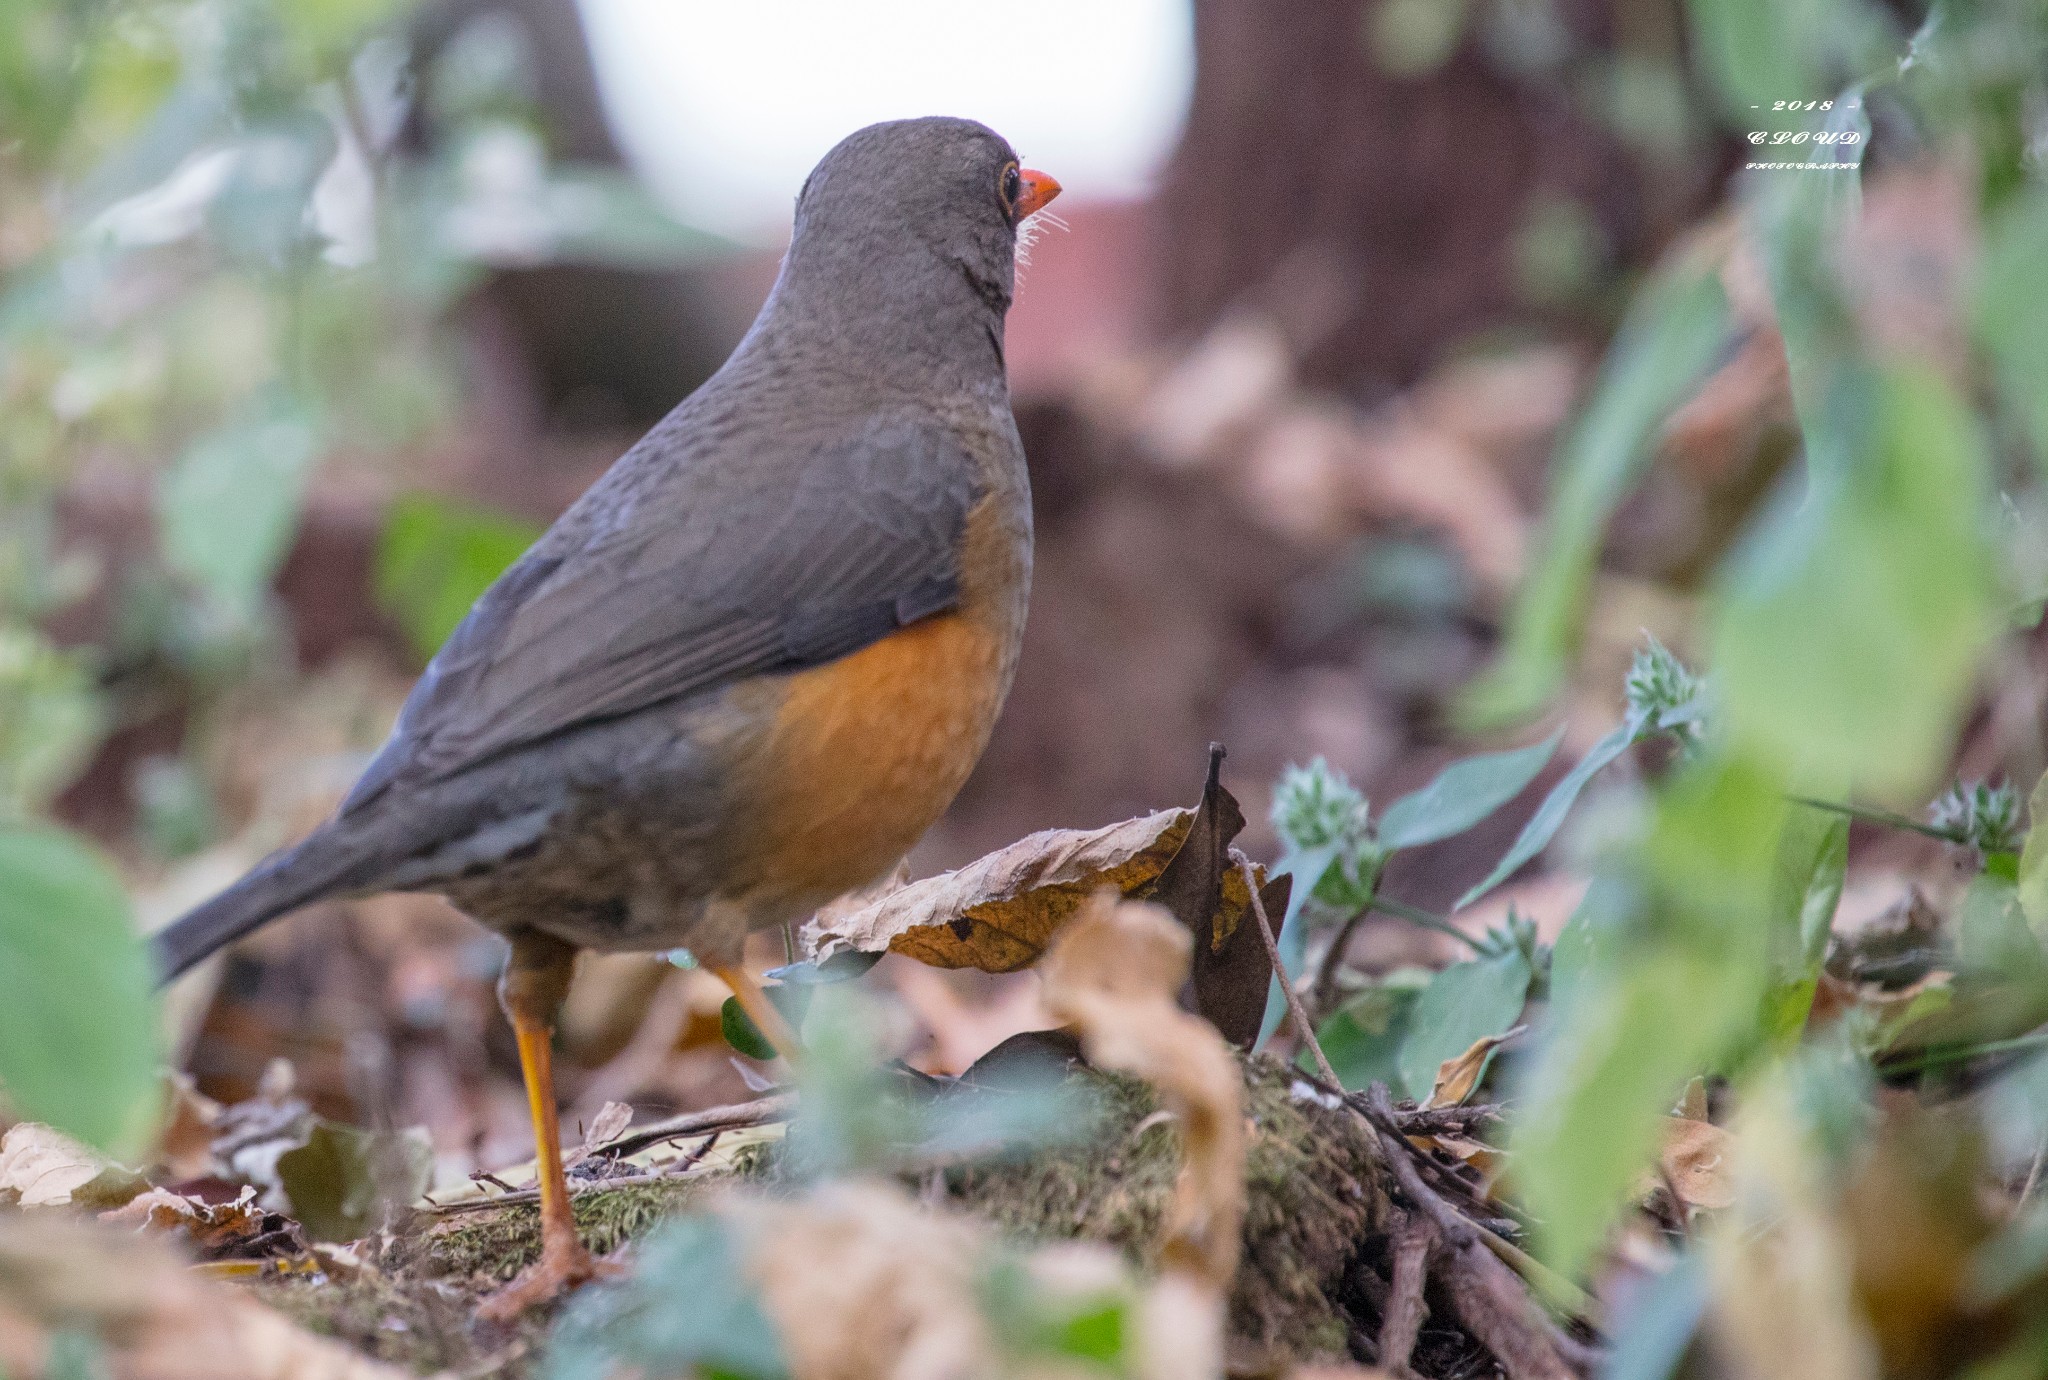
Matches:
[1258,732,1560,1049]
[0,823,159,1153]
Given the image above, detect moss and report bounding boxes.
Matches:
[249,1057,1389,1375]
[414,1179,706,1282]
[934,1056,1387,1363]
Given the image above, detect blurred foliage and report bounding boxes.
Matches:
[0,0,713,1135]
[374,491,543,661]
[1345,0,2048,1354]
[0,823,158,1152]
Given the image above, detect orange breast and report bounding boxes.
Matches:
[732,609,1010,907]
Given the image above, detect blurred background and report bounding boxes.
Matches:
[5,0,2033,1194]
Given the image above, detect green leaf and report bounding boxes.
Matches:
[1682,0,1894,118]
[1713,365,2000,797]
[1760,802,1848,1044]
[1377,729,1564,851]
[2016,768,2048,935]
[1397,948,1533,1100]
[720,984,810,1062]
[1459,258,1731,726]
[1315,979,1424,1092]
[1457,721,1638,911]
[545,1215,788,1380]
[0,823,160,1153]
[1958,873,2047,978]
[1253,843,1341,1051]
[1515,947,1729,1276]
[157,394,322,614]
[1976,190,2048,478]
[1518,756,1785,1276]
[1548,877,1633,1017]
[374,493,543,661]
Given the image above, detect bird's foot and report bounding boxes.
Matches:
[476,1238,624,1322]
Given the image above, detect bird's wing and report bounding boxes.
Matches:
[341,412,981,813]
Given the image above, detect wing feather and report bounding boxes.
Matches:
[341,411,979,814]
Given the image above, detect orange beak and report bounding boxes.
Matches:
[1014,168,1062,220]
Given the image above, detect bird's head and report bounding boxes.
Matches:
[781,117,1061,347]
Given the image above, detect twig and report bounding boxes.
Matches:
[597,1092,796,1159]
[421,1158,717,1217]
[1240,855,1341,1088]
[1309,904,1371,1018]
[1387,1102,1506,1137]
[1359,1086,1601,1328]
[1379,1209,1438,1377]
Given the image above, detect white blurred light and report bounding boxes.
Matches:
[577,0,1194,240]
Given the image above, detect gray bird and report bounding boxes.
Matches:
[152,116,1060,1316]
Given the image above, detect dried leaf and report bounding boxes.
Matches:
[1423,1028,1521,1110]
[0,1124,145,1209]
[1040,893,1246,1294]
[1659,1116,1736,1212]
[563,1100,635,1171]
[1145,745,1273,1048]
[809,773,1272,985]
[101,1184,293,1258]
[0,1212,407,1379]
[275,1121,431,1243]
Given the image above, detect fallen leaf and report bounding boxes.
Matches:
[0,1124,146,1209]
[1144,745,1274,1048]
[0,1211,407,1379]
[1040,893,1246,1294]
[808,775,1272,983]
[563,1100,635,1172]
[1423,1027,1523,1110]
[275,1121,432,1243]
[1659,1115,1736,1213]
[102,1184,301,1260]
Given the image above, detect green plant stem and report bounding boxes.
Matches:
[1879,1027,2048,1076]
[1791,795,1957,843]
[1372,896,1487,950]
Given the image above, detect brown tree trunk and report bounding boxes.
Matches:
[1156,0,1714,394]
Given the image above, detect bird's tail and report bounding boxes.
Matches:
[151,831,363,985]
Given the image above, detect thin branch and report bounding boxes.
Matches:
[1359,1086,1601,1328]
[1379,1209,1439,1377]
[1241,855,1341,1088]
[1309,904,1372,1018]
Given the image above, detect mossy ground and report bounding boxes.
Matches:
[252,1056,1392,1375]
[932,1055,1388,1361]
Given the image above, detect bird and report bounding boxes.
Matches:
[151,116,1059,1318]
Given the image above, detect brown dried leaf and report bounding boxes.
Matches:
[0,1124,145,1209]
[1422,1028,1520,1110]
[562,1100,634,1171]
[1040,893,1246,1294]
[0,1212,405,1380]
[101,1185,280,1258]
[808,807,1197,971]
[1148,745,1273,1048]
[1659,1115,1736,1213]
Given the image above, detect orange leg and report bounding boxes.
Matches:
[709,962,805,1064]
[477,932,620,1322]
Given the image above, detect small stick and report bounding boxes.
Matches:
[593,1092,795,1159]
[1309,904,1370,1019]
[1240,855,1341,1088]
[1379,1208,1439,1376]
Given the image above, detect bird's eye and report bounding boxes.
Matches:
[1000,163,1021,213]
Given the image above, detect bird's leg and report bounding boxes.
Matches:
[477,931,620,1322]
[708,962,805,1064]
